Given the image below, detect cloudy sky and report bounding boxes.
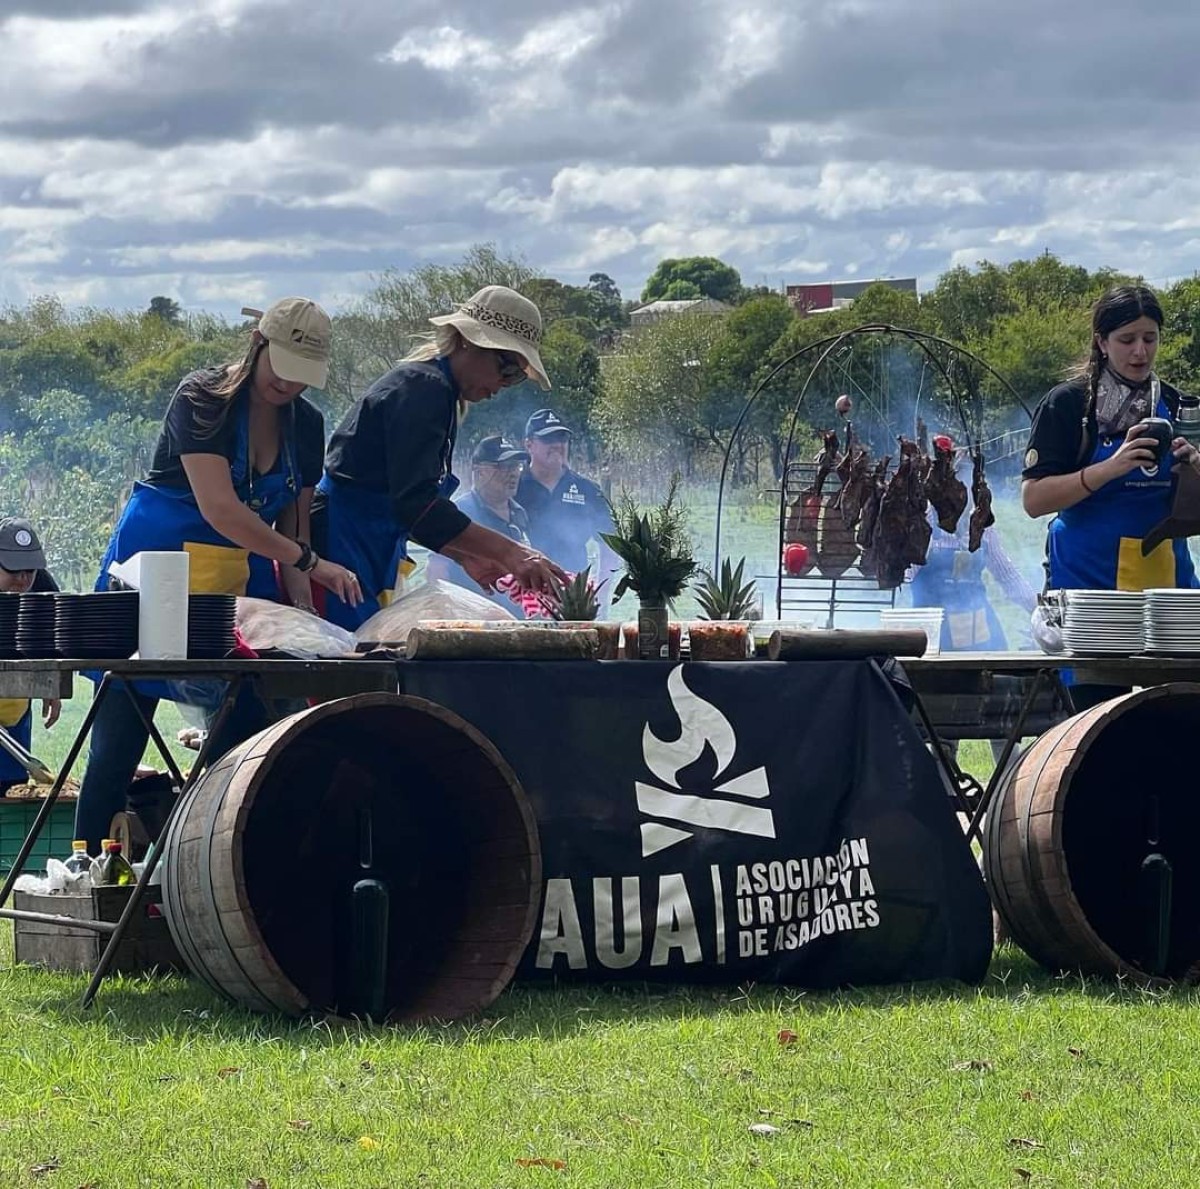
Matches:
[2,0,1199,317]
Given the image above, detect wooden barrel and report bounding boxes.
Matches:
[160,692,541,1022]
[983,683,1200,981]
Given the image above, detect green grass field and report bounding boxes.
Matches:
[1,925,1198,1188]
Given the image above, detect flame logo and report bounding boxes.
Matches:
[637,666,776,857]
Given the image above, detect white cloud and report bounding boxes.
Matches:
[4,0,1200,314]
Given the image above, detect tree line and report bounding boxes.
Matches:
[3,243,1200,588]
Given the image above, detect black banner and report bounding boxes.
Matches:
[398,659,993,988]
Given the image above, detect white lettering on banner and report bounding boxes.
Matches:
[532,838,881,973]
[638,666,777,857]
[650,874,703,966]
[592,876,642,969]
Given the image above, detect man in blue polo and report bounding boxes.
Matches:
[427,435,532,608]
[517,410,619,601]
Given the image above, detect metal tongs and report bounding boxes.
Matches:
[0,723,56,785]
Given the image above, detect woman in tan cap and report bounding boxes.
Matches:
[75,298,362,852]
[314,285,566,628]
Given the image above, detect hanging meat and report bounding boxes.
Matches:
[967,448,995,552]
[814,431,860,577]
[836,440,872,529]
[855,456,891,578]
[873,438,931,590]
[925,435,968,533]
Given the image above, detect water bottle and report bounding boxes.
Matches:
[63,840,92,877]
[1176,393,1200,449]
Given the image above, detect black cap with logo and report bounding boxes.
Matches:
[471,435,530,465]
[0,518,46,572]
[524,408,573,439]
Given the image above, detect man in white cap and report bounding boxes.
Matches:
[315,285,566,629]
[517,408,619,603]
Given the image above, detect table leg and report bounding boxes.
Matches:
[0,675,116,911]
[80,676,246,1009]
[963,668,1055,846]
[109,675,188,790]
[909,688,983,819]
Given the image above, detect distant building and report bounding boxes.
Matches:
[629,297,733,326]
[786,277,918,314]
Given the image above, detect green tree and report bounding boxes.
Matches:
[641,257,742,305]
[147,296,183,324]
[598,310,731,472]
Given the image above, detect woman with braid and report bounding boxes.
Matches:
[1022,283,1200,708]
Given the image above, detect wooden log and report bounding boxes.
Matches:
[405,626,598,660]
[767,628,928,661]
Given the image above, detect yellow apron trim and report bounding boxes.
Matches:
[183,541,251,596]
[1116,536,1175,592]
[377,557,418,608]
[0,698,29,728]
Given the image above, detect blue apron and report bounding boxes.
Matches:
[910,546,1007,652]
[93,393,300,700]
[317,471,459,630]
[1049,395,1198,592]
[318,357,461,631]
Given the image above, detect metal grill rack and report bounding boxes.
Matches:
[767,459,899,627]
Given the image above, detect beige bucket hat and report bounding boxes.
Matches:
[242,298,332,389]
[429,285,551,390]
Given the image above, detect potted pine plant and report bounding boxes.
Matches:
[601,476,697,660]
[550,567,620,659]
[689,556,757,660]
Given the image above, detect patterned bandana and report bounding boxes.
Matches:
[1095,366,1160,438]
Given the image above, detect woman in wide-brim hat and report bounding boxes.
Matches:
[313,285,567,628]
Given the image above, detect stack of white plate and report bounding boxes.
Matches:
[1059,589,1145,654]
[1144,588,1200,654]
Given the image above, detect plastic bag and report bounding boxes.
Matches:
[1031,594,1065,655]
[235,597,358,658]
[355,578,516,647]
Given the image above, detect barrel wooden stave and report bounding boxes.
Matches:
[162,693,541,1022]
[984,684,1200,981]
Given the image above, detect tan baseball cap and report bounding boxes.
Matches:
[242,298,332,389]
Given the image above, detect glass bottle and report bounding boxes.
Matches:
[96,840,135,887]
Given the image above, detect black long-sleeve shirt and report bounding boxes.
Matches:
[322,361,470,551]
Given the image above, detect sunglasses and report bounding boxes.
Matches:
[494,350,527,385]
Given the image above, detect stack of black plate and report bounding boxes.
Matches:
[16,592,57,658]
[188,593,237,658]
[54,591,139,659]
[0,593,20,659]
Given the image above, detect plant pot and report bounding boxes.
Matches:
[623,617,681,660]
[637,604,669,660]
[688,621,751,661]
[555,621,620,660]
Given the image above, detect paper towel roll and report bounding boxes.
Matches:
[133,552,190,659]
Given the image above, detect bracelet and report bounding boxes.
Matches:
[293,540,319,572]
[1079,467,1096,495]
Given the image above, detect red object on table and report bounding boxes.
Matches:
[783,542,811,576]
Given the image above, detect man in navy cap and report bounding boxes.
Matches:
[427,435,533,608]
[517,409,618,603]
[0,518,60,793]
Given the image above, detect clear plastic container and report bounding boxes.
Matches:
[879,607,945,655]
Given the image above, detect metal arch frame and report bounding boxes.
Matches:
[712,323,1035,615]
